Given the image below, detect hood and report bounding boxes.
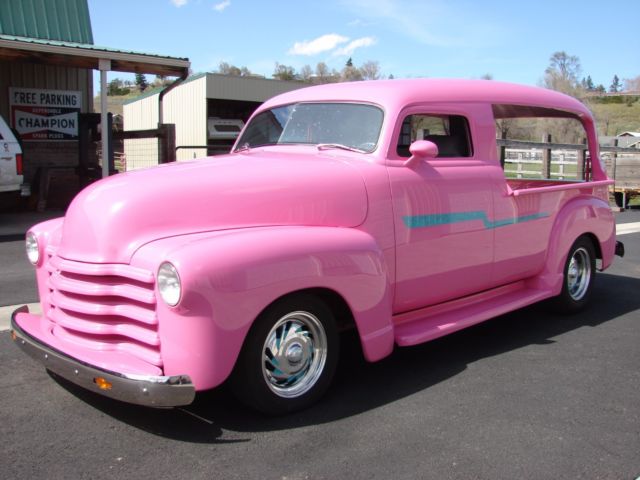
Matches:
[57,151,368,264]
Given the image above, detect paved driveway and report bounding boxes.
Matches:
[1,211,639,479]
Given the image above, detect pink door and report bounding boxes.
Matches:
[389,161,496,312]
[388,112,495,313]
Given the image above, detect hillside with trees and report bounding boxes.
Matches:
[540,51,639,136]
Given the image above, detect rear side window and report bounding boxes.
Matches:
[397,114,473,158]
[494,104,589,181]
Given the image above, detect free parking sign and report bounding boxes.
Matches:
[9,88,82,140]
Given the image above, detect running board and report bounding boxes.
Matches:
[393,281,552,346]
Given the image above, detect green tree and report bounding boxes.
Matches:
[581,75,595,91]
[609,74,622,93]
[135,73,148,92]
[107,78,130,96]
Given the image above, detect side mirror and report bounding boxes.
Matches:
[403,140,438,167]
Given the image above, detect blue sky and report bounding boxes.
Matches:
[88,0,639,88]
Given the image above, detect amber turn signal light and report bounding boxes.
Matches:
[11,330,17,341]
[93,377,113,390]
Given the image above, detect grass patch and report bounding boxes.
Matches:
[586,100,640,136]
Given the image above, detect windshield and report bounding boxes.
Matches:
[235,102,384,153]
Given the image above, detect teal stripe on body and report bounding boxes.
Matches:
[403,211,549,229]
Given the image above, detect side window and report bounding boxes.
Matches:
[494,104,589,181]
[396,114,472,158]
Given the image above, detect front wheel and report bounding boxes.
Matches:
[231,293,339,415]
[551,236,596,313]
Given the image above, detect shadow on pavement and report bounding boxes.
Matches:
[52,271,640,443]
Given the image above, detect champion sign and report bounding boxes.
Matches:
[10,88,82,140]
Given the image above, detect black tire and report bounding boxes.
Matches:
[230,293,339,415]
[551,236,596,313]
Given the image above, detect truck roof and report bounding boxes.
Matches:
[260,78,592,120]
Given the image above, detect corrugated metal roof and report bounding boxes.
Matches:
[0,33,189,61]
[0,0,93,44]
[0,33,190,77]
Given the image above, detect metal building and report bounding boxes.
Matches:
[0,0,189,211]
[123,73,305,166]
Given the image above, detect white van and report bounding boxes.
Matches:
[0,114,24,194]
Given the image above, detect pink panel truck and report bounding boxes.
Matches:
[11,79,624,414]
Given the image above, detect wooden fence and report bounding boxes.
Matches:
[497,137,640,189]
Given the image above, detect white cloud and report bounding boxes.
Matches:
[333,36,376,56]
[171,0,188,6]
[288,34,349,56]
[213,0,231,12]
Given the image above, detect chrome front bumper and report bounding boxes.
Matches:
[10,306,196,407]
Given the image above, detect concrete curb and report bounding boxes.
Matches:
[617,221,640,235]
[0,303,41,331]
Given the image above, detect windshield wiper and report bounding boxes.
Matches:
[316,143,366,154]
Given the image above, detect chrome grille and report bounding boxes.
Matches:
[45,253,161,367]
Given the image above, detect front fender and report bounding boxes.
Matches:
[132,227,394,390]
[527,195,615,293]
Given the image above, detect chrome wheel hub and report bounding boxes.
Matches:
[262,311,328,398]
[285,343,304,364]
[567,247,591,301]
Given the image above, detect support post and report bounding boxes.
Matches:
[99,59,111,179]
[542,133,552,179]
[577,137,586,180]
[107,113,115,174]
[158,124,176,164]
[612,138,619,182]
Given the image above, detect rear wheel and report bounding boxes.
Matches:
[551,236,596,313]
[231,293,339,415]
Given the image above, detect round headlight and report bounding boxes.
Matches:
[26,232,40,265]
[158,262,181,306]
